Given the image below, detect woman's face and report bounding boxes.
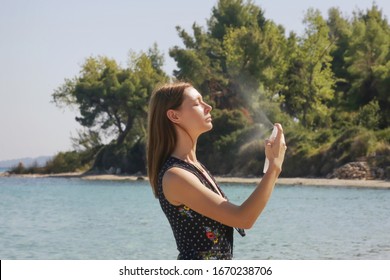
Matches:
[174,87,213,135]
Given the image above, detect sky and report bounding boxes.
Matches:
[0,0,389,161]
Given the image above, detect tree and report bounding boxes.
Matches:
[170,0,291,174]
[170,0,287,115]
[208,0,266,40]
[327,7,353,106]
[344,5,390,127]
[52,45,168,146]
[282,9,336,128]
[356,99,381,129]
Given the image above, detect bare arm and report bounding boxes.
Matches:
[163,124,286,229]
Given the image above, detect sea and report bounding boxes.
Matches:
[0,174,389,260]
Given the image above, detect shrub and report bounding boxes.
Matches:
[44,149,95,174]
[356,100,381,130]
[9,162,26,174]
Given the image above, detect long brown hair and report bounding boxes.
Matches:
[147,82,192,197]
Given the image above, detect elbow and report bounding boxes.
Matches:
[230,204,263,229]
[240,218,256,229]
[238,207,266,228]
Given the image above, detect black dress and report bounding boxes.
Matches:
[157,156,245,260]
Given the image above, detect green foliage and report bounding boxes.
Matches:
[282,9,336,129]
[281,126,381,177]
[344,5,390,127]
[233,139,264,176]
[208,0,264,40]
[327,7,353,98]
[44,151,90,173]
[356,99,381,129]
[370,128,390,179]
[170,0,287,112]
[178,1,389,177]
[92,140,146,174]
[198,108,251,174]
[375,127,390,144]
[52,45,168,146]
[51,45,168,174]
[9,162,26,174]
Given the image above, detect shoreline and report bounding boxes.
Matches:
[1,171,390,189]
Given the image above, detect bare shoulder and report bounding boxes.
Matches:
[162,167,199,205]
[162,167,199,194]
[162,167,216,208]
[163,167,196,184]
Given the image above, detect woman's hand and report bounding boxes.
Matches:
[264,123,286,174]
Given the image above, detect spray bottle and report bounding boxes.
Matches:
[263,125,285,173]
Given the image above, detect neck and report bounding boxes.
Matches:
[171,125,199,163]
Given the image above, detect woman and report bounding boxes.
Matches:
[147,82,286,260]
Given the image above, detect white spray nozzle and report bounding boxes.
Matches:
[269,126,278,141]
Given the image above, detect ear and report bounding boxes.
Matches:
[166,109,181,124]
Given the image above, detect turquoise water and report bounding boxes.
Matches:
[0,177,389,260]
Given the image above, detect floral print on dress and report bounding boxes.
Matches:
[204,226,219,244]
[199,250,231,260]
[178,205,193,218]
[159,157,235,260]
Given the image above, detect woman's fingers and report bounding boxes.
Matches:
[273,123,284,143]
[265,123,287,157]
[270,123,283,156]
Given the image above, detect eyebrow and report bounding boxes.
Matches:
[188,95,202,102]
[194,94,203,101]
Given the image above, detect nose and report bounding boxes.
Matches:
[204,102,212,114]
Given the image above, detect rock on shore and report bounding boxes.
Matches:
[328,161,388,180]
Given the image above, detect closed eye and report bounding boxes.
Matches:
[194,97,202,106]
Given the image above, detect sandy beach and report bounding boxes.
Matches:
[2,171,389,189]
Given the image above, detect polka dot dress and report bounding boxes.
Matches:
[157,157,235,260]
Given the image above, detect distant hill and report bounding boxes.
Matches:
[0,156,53,168]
